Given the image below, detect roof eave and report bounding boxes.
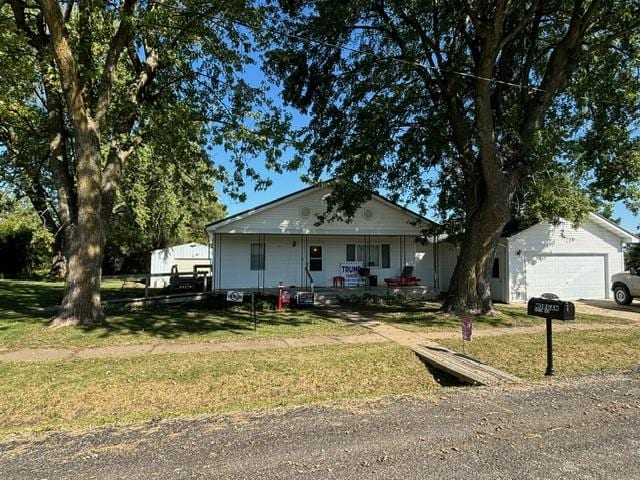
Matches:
[588,212,640,243]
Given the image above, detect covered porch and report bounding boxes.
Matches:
[208,233,439,293]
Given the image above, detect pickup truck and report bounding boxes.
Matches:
[611,269,640,305]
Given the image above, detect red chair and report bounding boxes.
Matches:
[333,276,345,287]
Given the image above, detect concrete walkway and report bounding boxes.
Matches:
[0,333,387,363]
[1,310,637,364]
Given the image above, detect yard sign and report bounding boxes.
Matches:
[460,315,473,342]
[226,290,244,302]
[340,261,363,287]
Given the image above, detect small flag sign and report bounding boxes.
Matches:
[460,315,473,342]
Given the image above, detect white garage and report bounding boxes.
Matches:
[497,213,638,302]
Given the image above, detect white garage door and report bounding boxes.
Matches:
[525,255,606,300]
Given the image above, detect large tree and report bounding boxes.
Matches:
[266,0,640,313]
[1,0,288,325]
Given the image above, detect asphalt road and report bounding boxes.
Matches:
[2,368,640,480]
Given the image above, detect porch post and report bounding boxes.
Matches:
[256,234,260,292]
[214,233,218,292]
[217,233,223,292]
[262,234,266,294]
[433,234,439,289]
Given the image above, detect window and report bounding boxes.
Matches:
[346,244,356,262]
[250,243,265,270]
[346,243,391,267]
[381,244,390,268]
[492,258,500,279]
[309,245,322,271]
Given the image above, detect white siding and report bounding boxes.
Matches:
[437,241,459,291]
[507,218,625,301]
[212,234,418,289]
[210,186,428,236]
[414,241,435,287]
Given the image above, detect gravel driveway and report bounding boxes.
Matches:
[2,368,639,479]
[575,300,640,322]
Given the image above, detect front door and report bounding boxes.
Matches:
[490,246,507,302]
[308,245,323,286]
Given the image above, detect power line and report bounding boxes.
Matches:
[213,16,550,95]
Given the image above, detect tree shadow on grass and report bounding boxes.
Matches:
[0,281,345,341]
[0,280,64,316]
[78,301,339,340]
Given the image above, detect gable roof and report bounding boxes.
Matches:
[205,180,438,233]
[504,212,639,243]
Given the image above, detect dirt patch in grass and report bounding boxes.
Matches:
[440,329,640,379]
[0,343,438,435]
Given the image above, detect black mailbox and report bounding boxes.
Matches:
[527,297,575,321]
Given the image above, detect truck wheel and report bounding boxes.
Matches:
[613,286,633,305]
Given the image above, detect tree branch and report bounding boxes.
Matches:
[101,46,159,222]
[94,0,138,133]
[39,0,91,131]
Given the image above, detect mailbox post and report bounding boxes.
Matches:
[545,316,554,376]
[527,295,575,376]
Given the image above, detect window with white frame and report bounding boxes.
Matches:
[346,243,390,268]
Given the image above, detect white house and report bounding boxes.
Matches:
[150,242,210,288]
[205,183,438,292]
[205,182,638,302]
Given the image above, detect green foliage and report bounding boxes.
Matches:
[265,1,640,232]
[625,243,640,270]
[0,0,293,280]
[104,143,226,273]
[0,195,53,277]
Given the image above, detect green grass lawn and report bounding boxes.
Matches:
[354,302,634,332]
[0,343,438,435]
[440,329,640,379]
[0,280,366,350]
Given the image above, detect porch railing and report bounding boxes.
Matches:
[304,265,314,294]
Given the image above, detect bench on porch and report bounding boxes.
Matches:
[384,266,421,287]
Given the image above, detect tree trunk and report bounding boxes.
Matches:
[442,192,512,314]
[50,125,105,327]
[53,222,104,327]
[49,232,68,279]
[41,0,106,327]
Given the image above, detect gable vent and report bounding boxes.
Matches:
[300,206,312,218]
[363,208,374,220]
